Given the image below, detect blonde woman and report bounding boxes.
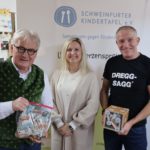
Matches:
[51,37,100,150]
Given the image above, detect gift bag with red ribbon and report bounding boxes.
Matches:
[15,102,53,139]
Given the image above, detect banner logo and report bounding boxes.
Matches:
[54,6,77,27]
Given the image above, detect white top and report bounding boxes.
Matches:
[0,61,53,119]
[57,70,81,129]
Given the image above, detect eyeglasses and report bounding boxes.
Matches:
[14,45,38,55]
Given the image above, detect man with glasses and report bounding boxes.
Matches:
[0,29,53,150]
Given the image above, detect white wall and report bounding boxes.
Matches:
[0,0,16,12]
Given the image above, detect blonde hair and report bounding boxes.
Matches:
[61,37,91,74]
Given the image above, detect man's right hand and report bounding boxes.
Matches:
[12,97,29,111]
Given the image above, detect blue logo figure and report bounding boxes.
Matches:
[54,6,77,27]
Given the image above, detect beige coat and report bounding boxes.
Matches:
[51,70,100,150]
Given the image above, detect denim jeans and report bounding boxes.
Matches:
[0,143,41,150]
[104,125,147,150]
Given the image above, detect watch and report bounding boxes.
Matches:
[69,125,74,133]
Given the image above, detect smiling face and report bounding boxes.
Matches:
[116,29,140,60]
[65,41,82,66]
[11,40,37,73]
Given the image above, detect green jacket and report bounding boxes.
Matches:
[0,57,44,149]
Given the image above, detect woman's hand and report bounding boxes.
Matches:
[58,123,73,136]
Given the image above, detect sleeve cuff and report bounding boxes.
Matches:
[69,120,80,130]
[0,101,14,119]
[53,118,64,128]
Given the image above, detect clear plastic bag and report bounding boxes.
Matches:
[15,102,53,139]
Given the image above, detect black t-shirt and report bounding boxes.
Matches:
[103,54,150,126]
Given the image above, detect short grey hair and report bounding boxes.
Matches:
[11,29,40,50]
[116,25,137,36]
